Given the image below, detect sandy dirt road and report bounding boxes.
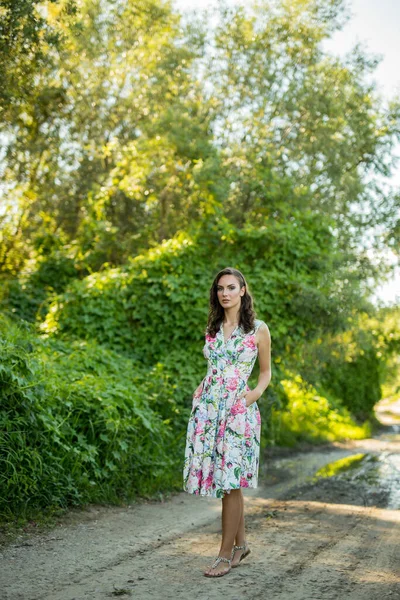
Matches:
[1,401,400,600]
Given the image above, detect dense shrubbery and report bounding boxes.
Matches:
[0,232,81,323]
[297,322,384,421]
[40,213,342,365]
[0,315,185,519]
[318,334,382,421]
[272,375,371,447]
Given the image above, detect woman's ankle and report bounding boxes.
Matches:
[219,547,234,560]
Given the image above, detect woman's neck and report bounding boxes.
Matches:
[223,308,240,326]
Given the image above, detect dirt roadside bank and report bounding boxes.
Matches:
[1,403,399,600]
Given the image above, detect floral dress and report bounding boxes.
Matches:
[183,319,264,498]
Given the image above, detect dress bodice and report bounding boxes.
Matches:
[203,318,263,381]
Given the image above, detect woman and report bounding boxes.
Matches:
[183,267,271,577]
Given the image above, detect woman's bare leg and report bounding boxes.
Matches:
[204,489,242,576]
[235,488,245,545]
[231,489,246,566]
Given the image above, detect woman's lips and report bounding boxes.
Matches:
[222,299,230,302]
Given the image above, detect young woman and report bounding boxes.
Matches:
[183,267,271,577]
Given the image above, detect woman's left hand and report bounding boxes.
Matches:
[241,389,259,408]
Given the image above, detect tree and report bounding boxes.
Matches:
[1,0,399,299]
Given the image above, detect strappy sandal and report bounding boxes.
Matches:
[204,555,232,577]
[231,541,251,568]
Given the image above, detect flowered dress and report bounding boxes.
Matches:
[183,319,264,498]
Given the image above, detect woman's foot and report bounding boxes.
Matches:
[204,555,232,577]
[231,541,251,567]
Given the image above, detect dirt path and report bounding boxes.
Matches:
[1,402,400,600]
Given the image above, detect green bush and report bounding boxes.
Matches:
[0,315,185,519]
[0,250,79,324]
[298,325,383,421]
[271,374,371,446]
[322,342,381,420]
[41,213,341,368]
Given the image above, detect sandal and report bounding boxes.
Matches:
[204,555,232,578]
[231,541,251,568]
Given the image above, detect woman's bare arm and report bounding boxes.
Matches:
[245,322,271,406]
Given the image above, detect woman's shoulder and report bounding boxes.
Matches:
[240,318,268,335]
[253,318,270,336]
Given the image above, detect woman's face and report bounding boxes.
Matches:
[216,274,245,308]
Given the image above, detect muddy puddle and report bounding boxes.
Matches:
[312,450,400,509]
[257,426,400,510]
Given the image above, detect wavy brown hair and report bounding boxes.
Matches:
[206,267,256,337]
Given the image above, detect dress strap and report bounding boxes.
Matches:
[254,319,264,333]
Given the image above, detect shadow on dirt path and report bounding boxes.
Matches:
[1,400,400,600]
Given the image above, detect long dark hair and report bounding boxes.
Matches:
[206,267,256,337]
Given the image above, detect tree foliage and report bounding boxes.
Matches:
[1,0,399,275]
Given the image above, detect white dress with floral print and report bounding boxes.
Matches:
[183,319,264,498]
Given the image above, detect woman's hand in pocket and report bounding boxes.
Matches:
[240,389,260,408]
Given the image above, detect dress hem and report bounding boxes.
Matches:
[183,483,258,498]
